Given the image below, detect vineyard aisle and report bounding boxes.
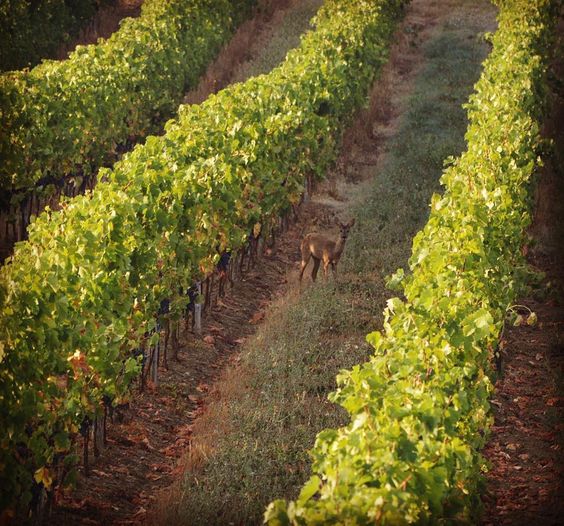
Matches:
[153,0,501,524]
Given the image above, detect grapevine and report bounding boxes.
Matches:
[0,0,257,194]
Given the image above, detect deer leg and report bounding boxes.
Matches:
[311,257,321,282]
[323,259,331,279]
[299,253,311,282]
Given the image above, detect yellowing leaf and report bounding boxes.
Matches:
[34,467,53,489]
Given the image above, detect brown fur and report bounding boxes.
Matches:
[299,219,355,282]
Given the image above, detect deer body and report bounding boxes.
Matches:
[299,219,355,282]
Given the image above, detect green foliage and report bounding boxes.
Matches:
[0,0,407,513]
[0,0,105,72]
[0,0,257,194]
[265,0,557,523]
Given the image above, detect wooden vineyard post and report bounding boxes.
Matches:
[151,335,160,387]
[204,275,212,312]
[93,416,104,457]
[230,251,238,281]
[303,175,311,203]
[103,404,108,446]
[34,485,48,525]
[194,282,202,335]
[140,341,147,392]
[80,418,90,476]
[172,318,180,361]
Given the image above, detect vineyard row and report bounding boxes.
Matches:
[0,0,256,196]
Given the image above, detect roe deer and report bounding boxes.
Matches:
[299,218,355,283]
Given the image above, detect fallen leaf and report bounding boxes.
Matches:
[133,507,146,518]
[142,437,155,450]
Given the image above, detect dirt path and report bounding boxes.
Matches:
[481,14,564,525]
[183,0,323,105]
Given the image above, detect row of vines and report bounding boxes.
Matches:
[265,0,558,523]
[0,0,106,73]
[0,0,408,514]
[0,0,256,196]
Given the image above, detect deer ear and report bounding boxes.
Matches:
[348,218,356,227]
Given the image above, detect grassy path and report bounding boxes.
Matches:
[183,0,324,105]
[153,1,497,524]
